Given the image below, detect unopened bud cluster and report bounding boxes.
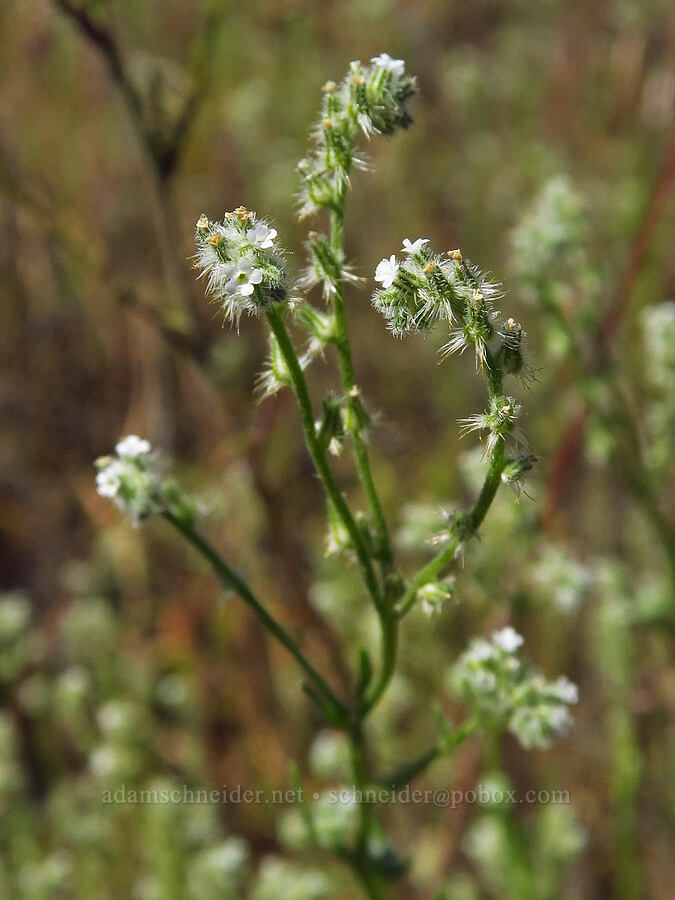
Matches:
[417,577,456,616]
[194,209,289,326]
[460,395,525,459]
[95,436,194,526]
[451,627,578,749]
[298,54,417,218]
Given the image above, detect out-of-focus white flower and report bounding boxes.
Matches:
[95,436,193,527]
[401,237,429,255]
[371,53,406,76]
[549,676,579,704]
[115,435,151,458]
[466,639,495,663]
[450,629,578,750]
[374,255,399,289]
[95,462,123,499]
[247,223,278,249]
[225,258,264,297]
[492,626,524,653]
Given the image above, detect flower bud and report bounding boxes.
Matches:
[343,385,371,435]
[417,578,455,616]
[316,397,345,455]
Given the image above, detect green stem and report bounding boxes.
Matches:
[376,715,479,791]
[348,736,388,900]
[329,205,395,575]
[363,610,398,712]
[163,510,347,723]
[265,306,381,606]
[397,441,507,618]
[326,202,402,720]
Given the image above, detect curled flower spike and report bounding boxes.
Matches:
[371,239,501,340]
[297,54,417,218]
[194,210,289,326]
[95,436,195,527]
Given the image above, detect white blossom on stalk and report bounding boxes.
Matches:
[95,437,194,527]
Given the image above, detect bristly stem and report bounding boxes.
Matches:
[397,440,507,618]
[162,509,347,724]
[329,202,396,579]
[265,305,382,607]
[325,198,402,719]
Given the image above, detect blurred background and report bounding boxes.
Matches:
[1,0,674,897]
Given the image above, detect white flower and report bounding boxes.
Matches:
[115,435,151,459]
[374,254,399,289]
[225,258,263,297]
[246,223,277,249]
[402,237,430,255]
[492,626,524,653]
[466,639,495,663]
[550,676,579,704]
[96,463,122,499]
[371,53,405,76]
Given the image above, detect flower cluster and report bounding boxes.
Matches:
[297,54,417,218]
[253,857,332,900]
[450,628,578,749]
[510,175,588,290]
[95,436,194,526]
[372,240,498,340]
[530,544,593,612]
[371,238,521,374]
[194,208,289,326]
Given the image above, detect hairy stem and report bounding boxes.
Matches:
[265,306,381,606]
[325,201,402,722]
[163,510,347,723]
[397,441,507,618]
[347,737,388,900]
[329,206,395,575]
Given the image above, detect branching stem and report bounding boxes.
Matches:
[163,510,347,724]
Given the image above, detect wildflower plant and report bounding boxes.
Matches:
[95,54,578,897]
